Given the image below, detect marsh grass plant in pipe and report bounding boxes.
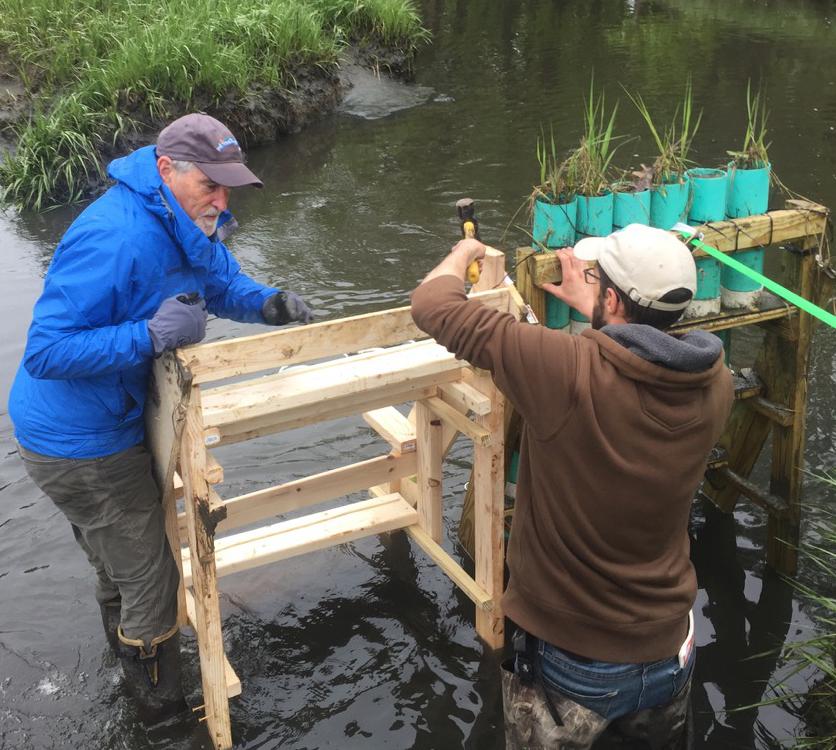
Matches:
[611,164,652,230]
[0,0,428,210]
[529,126,575,330]
[723,81,772,309]
[626,80,702,230]
[569,78,618,333]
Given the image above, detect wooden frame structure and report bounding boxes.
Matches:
[515,198,833,576]
[145,269,520,749]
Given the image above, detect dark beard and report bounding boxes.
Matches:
[591,294,606,330]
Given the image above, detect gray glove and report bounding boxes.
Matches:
[148,293,208,356]
[262,291,314,326]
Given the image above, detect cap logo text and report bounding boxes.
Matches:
[216,136,240,152]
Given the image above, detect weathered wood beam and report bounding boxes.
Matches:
[178,288,511,384]
[180,387,232,749]
[710,467,790,518]
[145,352,192,626]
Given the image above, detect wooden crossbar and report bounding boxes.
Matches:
[177,452,418,538]
[178,288,512,384]
[181,493,418,585]
[184,589,242,698]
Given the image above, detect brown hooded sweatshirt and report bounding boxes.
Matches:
[411,276,733,664]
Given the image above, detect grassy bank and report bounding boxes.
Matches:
[0,0,427,209]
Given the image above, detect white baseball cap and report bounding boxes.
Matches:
[573,224,697,311]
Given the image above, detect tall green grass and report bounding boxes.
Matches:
[0,0,427,209]
[765,473,836,748]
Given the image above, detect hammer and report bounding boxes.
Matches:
[456,197,482,284]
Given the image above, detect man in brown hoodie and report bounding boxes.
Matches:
[411,224,733,749]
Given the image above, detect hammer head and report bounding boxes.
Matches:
[456,197,475,222]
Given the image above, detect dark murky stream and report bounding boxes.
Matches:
[1,1,835,748]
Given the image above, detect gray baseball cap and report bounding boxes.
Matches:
[156,113,263,188]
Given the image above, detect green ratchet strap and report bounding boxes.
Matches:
[673,225,836,329]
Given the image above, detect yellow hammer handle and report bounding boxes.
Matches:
[462,220,481,283]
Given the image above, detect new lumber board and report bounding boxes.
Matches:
[363,407,416,454]
[181,493,418,584]
[200,340,461,430]
[183,589,242,698]
[177,452,417,538]
[178,288,512,385]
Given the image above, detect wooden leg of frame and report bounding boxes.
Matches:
[471,371,505,649]
[416,400,443,543]
[180,387,232,750]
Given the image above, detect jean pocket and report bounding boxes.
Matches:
[672,657,695,697]
[545,679,619,719]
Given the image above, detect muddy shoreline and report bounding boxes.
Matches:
[0,43,414,201]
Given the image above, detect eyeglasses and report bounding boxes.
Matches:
[583,268,601,285]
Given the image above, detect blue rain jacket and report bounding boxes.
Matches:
[9,145,278,459]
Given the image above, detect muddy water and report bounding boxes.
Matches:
[1,0,835,748]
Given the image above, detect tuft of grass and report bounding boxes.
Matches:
[762,472,836,749]
[0,0,427,210]
[728,80,771,169]
[567,76,619,197]
[624,78,702,185]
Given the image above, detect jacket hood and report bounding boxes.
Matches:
[584,324,726,388]
[106,145,234,273]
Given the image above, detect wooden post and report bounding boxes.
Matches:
[415,400,443,543]
[472,247,506,293]
[145,353,192,626]
[471,370,505,648]
[515,247,546,324]
[180,386,232,749]
[763,238,817,575]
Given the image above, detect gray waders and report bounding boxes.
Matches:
[501,633,693,750]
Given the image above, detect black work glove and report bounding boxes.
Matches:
[262,291,314,326]
[147,293,208,356]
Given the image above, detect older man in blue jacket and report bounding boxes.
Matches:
[9,113,312,720]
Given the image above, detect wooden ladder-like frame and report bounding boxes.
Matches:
[145,253,520,749]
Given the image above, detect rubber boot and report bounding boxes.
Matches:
[117,625,187,723]
[99,599,122,651]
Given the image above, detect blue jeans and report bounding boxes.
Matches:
[535,640,695,721]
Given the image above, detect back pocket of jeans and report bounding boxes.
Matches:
[551,682,618,719]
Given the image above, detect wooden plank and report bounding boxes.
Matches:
[182,494,418,584]
[472,247,506,293]
[179,453,417,537]
[145,352,192,628]
[179,288,511,384]
[438,380,492,416]
[207,382,446,447]
[363,407,416,454]
[201,340,461,430]
[470,371,505,648]
[692,205,828,256]
[184,589,242,698]
[424,396,492,446]
[205,451,224,485]
[515,247,546,325]
[405,525,493,610]
[713,468,790,518]
[180,387,232,749]
[765,238,818,575]
[524,204,829,288]
[416,401,444,543]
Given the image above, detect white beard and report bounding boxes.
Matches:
[196,213,220,237]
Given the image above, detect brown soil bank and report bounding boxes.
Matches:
[0,43,418,207]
